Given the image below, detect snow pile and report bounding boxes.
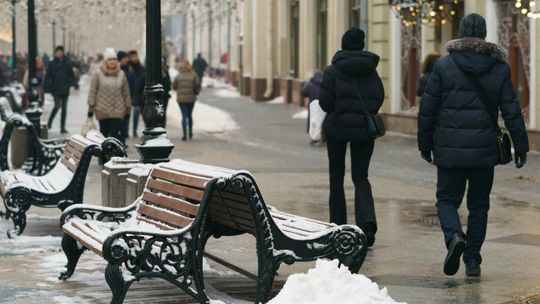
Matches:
[292,109,308,119]
[269,259,405,304]
[268,96,285,104]
[215,89,241,98]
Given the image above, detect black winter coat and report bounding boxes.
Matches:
[44,57,75,96]
[319,50,385,142]
[418,37,529,168]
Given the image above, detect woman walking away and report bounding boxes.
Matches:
[319,27,385,248]
[87,48,131,143]
[416,53,441,98]
[418,14,528,277]
[173,59,201,141]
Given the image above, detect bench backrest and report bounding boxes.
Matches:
[60,132,105,173]
[136,162,213,230]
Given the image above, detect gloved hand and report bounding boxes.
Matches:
[515,152,527,168]
[421,150,433,163]
[87,112,94,118]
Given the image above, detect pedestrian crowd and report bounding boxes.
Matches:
[310,13,529,278]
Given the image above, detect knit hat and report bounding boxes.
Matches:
[459,13,487,39]
[103,48,117,61]
[117,51,128,61]
[341,27,365,51]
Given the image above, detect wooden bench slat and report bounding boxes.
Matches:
[208,211,256,233]
[208,202,253,222]
[136,216,175,231]
[60,155,78,173]
[64,143,84,159]
[138,203,194,228]
[270,209,335,229]
[151,168,210,189]
[147,178,204,201]
[142,191,199,217]
[63,223,103,256]
[210,194,252,214]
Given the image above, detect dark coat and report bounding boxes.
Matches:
[192,56,208,79]
[418,37,529,168]
[134,69,171,108]
[44,57,76,96]
[127,62,145,99]
[301,72,323,103]
[319,50,385,142]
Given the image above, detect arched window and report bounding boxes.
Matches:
[316,0,328,70]
[290,0,300,77]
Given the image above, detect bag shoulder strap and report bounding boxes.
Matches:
[327,65,369,115]
[449,54,502,135]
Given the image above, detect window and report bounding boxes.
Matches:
[349,0,361,28]
[316,0,328,70]
[290,0,300,77]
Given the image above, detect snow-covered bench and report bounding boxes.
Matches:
[0,130,125,237]
[58,159,368,304]
[0,113,67,175]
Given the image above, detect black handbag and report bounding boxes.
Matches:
[351,78,386,138]
[451,56,512,165]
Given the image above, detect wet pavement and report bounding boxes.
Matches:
[0,78,539,303]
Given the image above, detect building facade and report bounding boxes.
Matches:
[186,0,540,149]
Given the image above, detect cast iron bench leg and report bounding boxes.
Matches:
[4,187,31,238]
[105,263,133,304]
[59,234,86,280]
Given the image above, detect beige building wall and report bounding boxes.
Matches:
[367,0,392,113]
[326,0,349,65]
[299,0,317,81]
[533,19,540,130]
[276,0,291,78]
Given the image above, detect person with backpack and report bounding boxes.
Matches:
[319,27,385,248]
[418,14,529,277]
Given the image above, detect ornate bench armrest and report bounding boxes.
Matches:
[273,225,368,274]
[60,201,138,226]
[41,138,68,146]
[102,226,194,277]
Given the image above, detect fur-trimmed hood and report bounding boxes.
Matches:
[445,37,507,62]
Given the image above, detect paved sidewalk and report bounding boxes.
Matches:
[0,78,539,303]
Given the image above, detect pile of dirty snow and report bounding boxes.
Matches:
[269,259,405,304]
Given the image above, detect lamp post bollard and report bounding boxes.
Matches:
[135,0,174,164]
[25,0,42,134]
[11,0,17,83]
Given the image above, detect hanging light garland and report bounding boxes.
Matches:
[514,0,540,18]
[388,0,461,27]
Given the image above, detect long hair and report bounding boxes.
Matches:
[421,53,441,74]
[179,59,192,73]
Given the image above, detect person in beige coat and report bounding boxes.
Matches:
[87,48,131,143]
[172,59,201,141]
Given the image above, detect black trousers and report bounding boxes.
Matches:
[48,95,68,130]
[327,137,376,232]
[436,166,494,264]
[99,118,124,143]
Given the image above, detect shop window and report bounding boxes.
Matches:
[290,0,300,77]
[497,3,530,122]
[349,0,361,28]
[316,0,328,70]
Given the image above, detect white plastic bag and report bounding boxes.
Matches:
[309,99,326,141]
[81,117,97,136]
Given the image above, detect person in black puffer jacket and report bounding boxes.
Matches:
[45,45,76,133]
[319,27,384,248]
[418,14,529,277]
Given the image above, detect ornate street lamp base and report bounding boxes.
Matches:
[135,128,174,164]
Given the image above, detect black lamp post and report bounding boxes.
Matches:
[25,0,42,134]
[11,0,17,83]
[52,19,56,54]
[136,0,174,163]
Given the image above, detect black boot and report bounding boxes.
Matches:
[363,223,376,248]
[444,233,466,276]
[465,259,481,277]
